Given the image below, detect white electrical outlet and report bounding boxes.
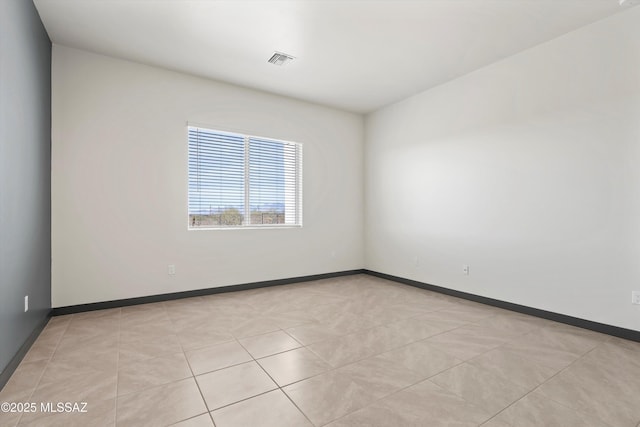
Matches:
[632,291,640,305]
[463,265,470,275]
[24,295,29,312]
[168,265,176,275]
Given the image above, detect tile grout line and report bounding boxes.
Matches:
[237,328,317,426]
[476,334,614,427]
[318,321,554,427]
[301,315,477,373]
[318,355,470,427]
[174,308,219,427]
[288,306,500,425]
[236,329,320,426]
[194,334,280,414]
[516,338,618,427]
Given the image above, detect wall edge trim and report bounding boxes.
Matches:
[51,269,366,315]
[364,269,640,343]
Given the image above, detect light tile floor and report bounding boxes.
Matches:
[1,274,639,426]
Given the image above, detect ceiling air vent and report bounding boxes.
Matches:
[268,52,295,66]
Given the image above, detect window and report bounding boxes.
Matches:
[188,125,302,229]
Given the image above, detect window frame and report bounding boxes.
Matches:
[187,124,303,230]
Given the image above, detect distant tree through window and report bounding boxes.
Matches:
[188,126,302,229]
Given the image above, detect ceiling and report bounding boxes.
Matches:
[33,0,636,113]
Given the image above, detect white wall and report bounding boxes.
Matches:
[365,7,640,331]
[52,45,363,307]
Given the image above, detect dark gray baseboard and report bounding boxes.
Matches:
[0,314,51,391]
[365,269,640,343]
[5,267,638,393]
[51,269,366,316]
[48,267,640,341]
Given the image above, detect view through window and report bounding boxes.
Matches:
[188,126,302,228]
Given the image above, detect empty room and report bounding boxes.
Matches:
[1,0,640,426]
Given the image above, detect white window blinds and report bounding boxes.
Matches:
[188,126,302,228]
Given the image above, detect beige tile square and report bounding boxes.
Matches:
[309,301,363,321]
[283,369,383,426]
[211,390,312,427]
[359,305,427,325]
[196,361,277,410]
[493,393,609,427]
[503,327,601,370]
[390,380,491,425]
[376,339,463,379]
[53,333,119,362]
[337,356,423,398]
[468,347,558,390]
[307,325,406,368]
[0,388,32,427]
[583,338,640,375]
[38,320,69,342]
[207,299,260,315]
[168,312,214,331]
[384,317,459,344]
[257,347,330,386]
[185,341,252,376]
[320,312,377,334]
[329,379,490,427]
[176,325,236,351]
[120,303,169,326]
[268,309,320,329]
[285,323,341,346]
[117,352,193,396]
[40,351,118,385]
[118,334,183,365]
[63,319,119,341]
[424,325,507,360]
[119,320,177,342]
[535,358,640,427]
[31,365,117,404]
[229,318,281,339]
[430,363,529,415]
[239,330,301,359]
[472,313,542,338]
[116,378,207,427]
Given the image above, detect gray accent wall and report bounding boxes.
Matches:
[0,0,52,378]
